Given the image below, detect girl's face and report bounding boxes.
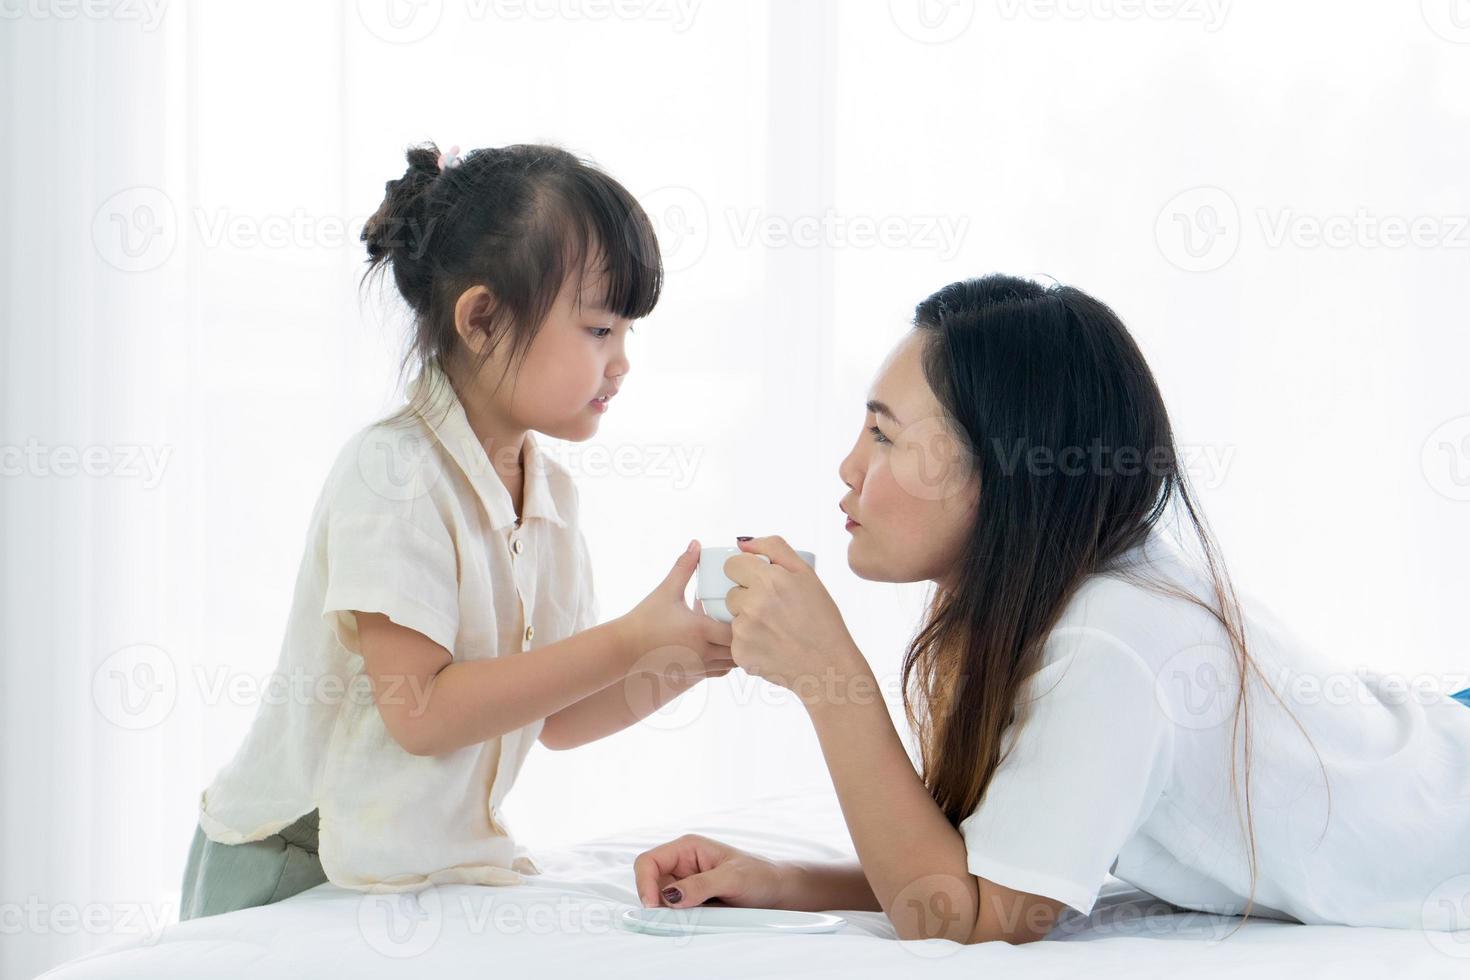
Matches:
[461,268,634,443]
[837,330,979,587]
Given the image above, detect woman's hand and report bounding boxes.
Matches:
[622,541,734,678]
[723,535,864,703]
[633,834,788,909]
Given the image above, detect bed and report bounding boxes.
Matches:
[39,789,1467,979]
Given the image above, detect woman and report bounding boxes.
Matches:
[633,274,1470,945]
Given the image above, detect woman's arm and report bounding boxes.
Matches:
[718,535,1065,945]
[800,651,1064,944]
[630,660,1056,939]
[777,859,882,912]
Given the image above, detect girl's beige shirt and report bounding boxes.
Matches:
[197,361,598,892]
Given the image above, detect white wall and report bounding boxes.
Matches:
[4,1,1470,975]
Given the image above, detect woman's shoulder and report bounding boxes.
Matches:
[1052,534,1236,668]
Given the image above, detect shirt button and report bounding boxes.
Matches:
[512,539,524,555]
[524,626,535,643]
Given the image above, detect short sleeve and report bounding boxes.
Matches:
[321,509,461,657]
[957,627,1174,916]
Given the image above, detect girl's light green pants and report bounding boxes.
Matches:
[179,808,327,921]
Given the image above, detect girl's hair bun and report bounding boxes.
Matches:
[361,142,445,313]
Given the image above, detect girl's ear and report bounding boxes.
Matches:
[453,285,499,355]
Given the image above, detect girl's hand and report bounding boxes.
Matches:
[623,541,734,677]
[633,834,788,909]
[723,535,863,702]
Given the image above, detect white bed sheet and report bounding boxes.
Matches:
[39,789,1468,979]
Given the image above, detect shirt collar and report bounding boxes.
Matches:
[409,361,566,532]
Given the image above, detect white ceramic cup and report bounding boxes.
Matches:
[697,544,817,623]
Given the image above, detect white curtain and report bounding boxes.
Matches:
[6,1,1470,975]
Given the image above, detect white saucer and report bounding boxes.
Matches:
[620,905,846,936]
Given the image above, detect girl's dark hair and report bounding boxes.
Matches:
[903,274,1329,936]
[360,142,662,425]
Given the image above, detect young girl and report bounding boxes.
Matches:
[180,142,732,919]
[635,274,1470,941]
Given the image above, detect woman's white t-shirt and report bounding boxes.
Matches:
[958,532,1470,929]
[197,362,598,891]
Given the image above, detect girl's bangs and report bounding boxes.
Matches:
[560,169,663,321]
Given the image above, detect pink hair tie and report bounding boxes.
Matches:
[437,145,462,171]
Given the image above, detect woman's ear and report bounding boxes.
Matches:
[453,285,499,356]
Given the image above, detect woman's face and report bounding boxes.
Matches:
[838,329,979,587]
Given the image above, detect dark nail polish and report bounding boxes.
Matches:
[662,887,683,904]
[736,536,752,542]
